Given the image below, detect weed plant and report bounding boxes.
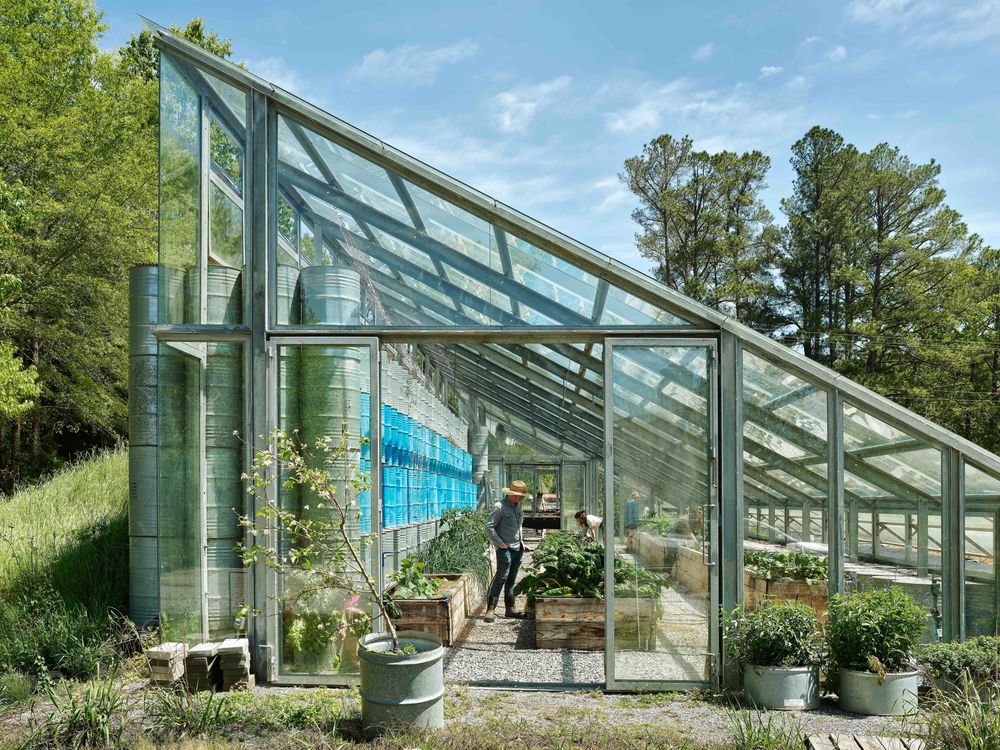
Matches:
[25,671,128,749]
[408,509,492,592]
[913,677,1000,749]
[726,708,805,750]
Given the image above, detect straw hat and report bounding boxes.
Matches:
[502,480,529,497]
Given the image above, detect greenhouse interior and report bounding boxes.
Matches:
[129,24,1000,691]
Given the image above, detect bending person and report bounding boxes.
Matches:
[574,509,603,543]
[484,479,530,622]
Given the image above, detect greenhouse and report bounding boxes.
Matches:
[130,23,1000,691]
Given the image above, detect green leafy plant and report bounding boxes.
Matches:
[727,706,805,750]
[723,599,824,668]
[513,533,667,601]
[827,586,926,676]
[410,508,491,592]
[743,550,828,583]
[389,559,440,600]
[144,684,234,739]
[637,515,677,536]
[911,678,1000,750]
[27,670,128,749]
[240,429,404,653]
[921,637,1000,685]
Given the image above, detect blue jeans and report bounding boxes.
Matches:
[488,545,523,600]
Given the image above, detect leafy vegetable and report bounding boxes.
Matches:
[724,599,824,668]
[513,533,667,601]
[388,559,440,600]
[828,586,926,675]
[744,549,828,583]
[408,509,491,591]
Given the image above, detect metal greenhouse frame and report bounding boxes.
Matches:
[130,20,1000,691]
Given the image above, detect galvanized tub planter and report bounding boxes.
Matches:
[743,665,819,710]
[838,669,919,715]
[358,630,445,737]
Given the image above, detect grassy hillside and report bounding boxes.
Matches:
[0,449,129,678]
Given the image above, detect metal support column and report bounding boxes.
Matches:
[942,448,964,641]
[719,331,742,688]
[248,89,270,681]
[827,389,845,599]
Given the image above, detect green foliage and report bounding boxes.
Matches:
[389,559,440,600]
[118,18,234,82]
[409,508,491,592]
[0,672,33,707]
[742,550,828,583]
[0,451,128,679]
[619,134,783,332]
[0,340,39,418]
[27,671,129,749]
[827,586,926,675]
[144,685,235,739]
[920,637,1000,684]
[637,514,678,535]
[723,599,823,668]
[913,679,1000,750]
[726,707,805,750]
[513,533,667,601]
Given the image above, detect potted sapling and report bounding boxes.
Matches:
[724,598,823,710]
[241,430,445,736]
[828,586,925,716]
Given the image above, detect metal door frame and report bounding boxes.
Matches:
[603,337,720,691]
[264,335,381,685]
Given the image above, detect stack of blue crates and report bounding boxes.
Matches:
[357,394,476,530]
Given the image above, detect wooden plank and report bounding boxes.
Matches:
[806,735,839,750]
[855,738,884,750]
[905,740,925,750]
[830,736,861,749]
[877,739,908,750]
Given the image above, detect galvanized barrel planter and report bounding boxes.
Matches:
[743,665,819,710]
[358,630,445,737]
[838,669,919,716]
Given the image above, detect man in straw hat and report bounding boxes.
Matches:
[484,479,530,622]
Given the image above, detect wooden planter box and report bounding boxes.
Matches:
[389,572,473,646]
[743,570,829,621]
[534,596,658,651]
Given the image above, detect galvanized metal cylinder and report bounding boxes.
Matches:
[276,264,301,326]
[184,265,243,325]
[470,422,489,484]
[128,265,162,625]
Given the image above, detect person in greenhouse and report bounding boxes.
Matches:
[624,490,642,549]
[575,509,603,543]
[484,479,530,622]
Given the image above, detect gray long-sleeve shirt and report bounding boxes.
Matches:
[485,497,523,550]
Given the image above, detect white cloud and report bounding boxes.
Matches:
[246,56,309,97]
[847,0,1000,46]
[802,35,821,44]
[348,39,478,85]
[692,42,716,61]
[593,176,632,213]
[826,44,848,61]
[493,76,572,134]
[785,74,812,91]
[759,65,784,77]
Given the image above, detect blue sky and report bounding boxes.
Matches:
[97,0,1000,273]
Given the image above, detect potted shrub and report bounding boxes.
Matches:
[920,636,1000,693]
[828,586,926,715]
[724,598,823,710]
[242,430,444,737]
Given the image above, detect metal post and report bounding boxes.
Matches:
[918,499,929,577]
[905,513,914,565]
[249,89,270,680]
[872,507,881,560]
[802,499,812,543]
[941,449,964,641]
[827,389,845,599]
[719,331,742,688]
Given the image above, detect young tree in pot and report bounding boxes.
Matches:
[241,430,445,736]
[827,586,926,716]
[724,599,824,710]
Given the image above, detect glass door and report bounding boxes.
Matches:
[266,337,380,685]
[604,338,719,690]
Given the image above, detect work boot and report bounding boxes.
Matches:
[484,596,499,623]
[504,595,527,619]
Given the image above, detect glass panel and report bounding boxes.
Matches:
[158,342,204,642]
[965,463,1000,636]
[276,343,374,678]
[842,402,943,642]
[159,52,248,325]
[740,349,829,612]
[158,57,199,325]
[610,343,713,685]
[271,111,696,329]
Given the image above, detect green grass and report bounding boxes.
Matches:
[0,449,129,680]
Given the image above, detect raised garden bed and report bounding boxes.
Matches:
[388,572,473,646]
[744,570,828,621]
[534,596,658,651]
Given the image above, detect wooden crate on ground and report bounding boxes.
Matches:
[389,573,473,646]
[534,596,658,651]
